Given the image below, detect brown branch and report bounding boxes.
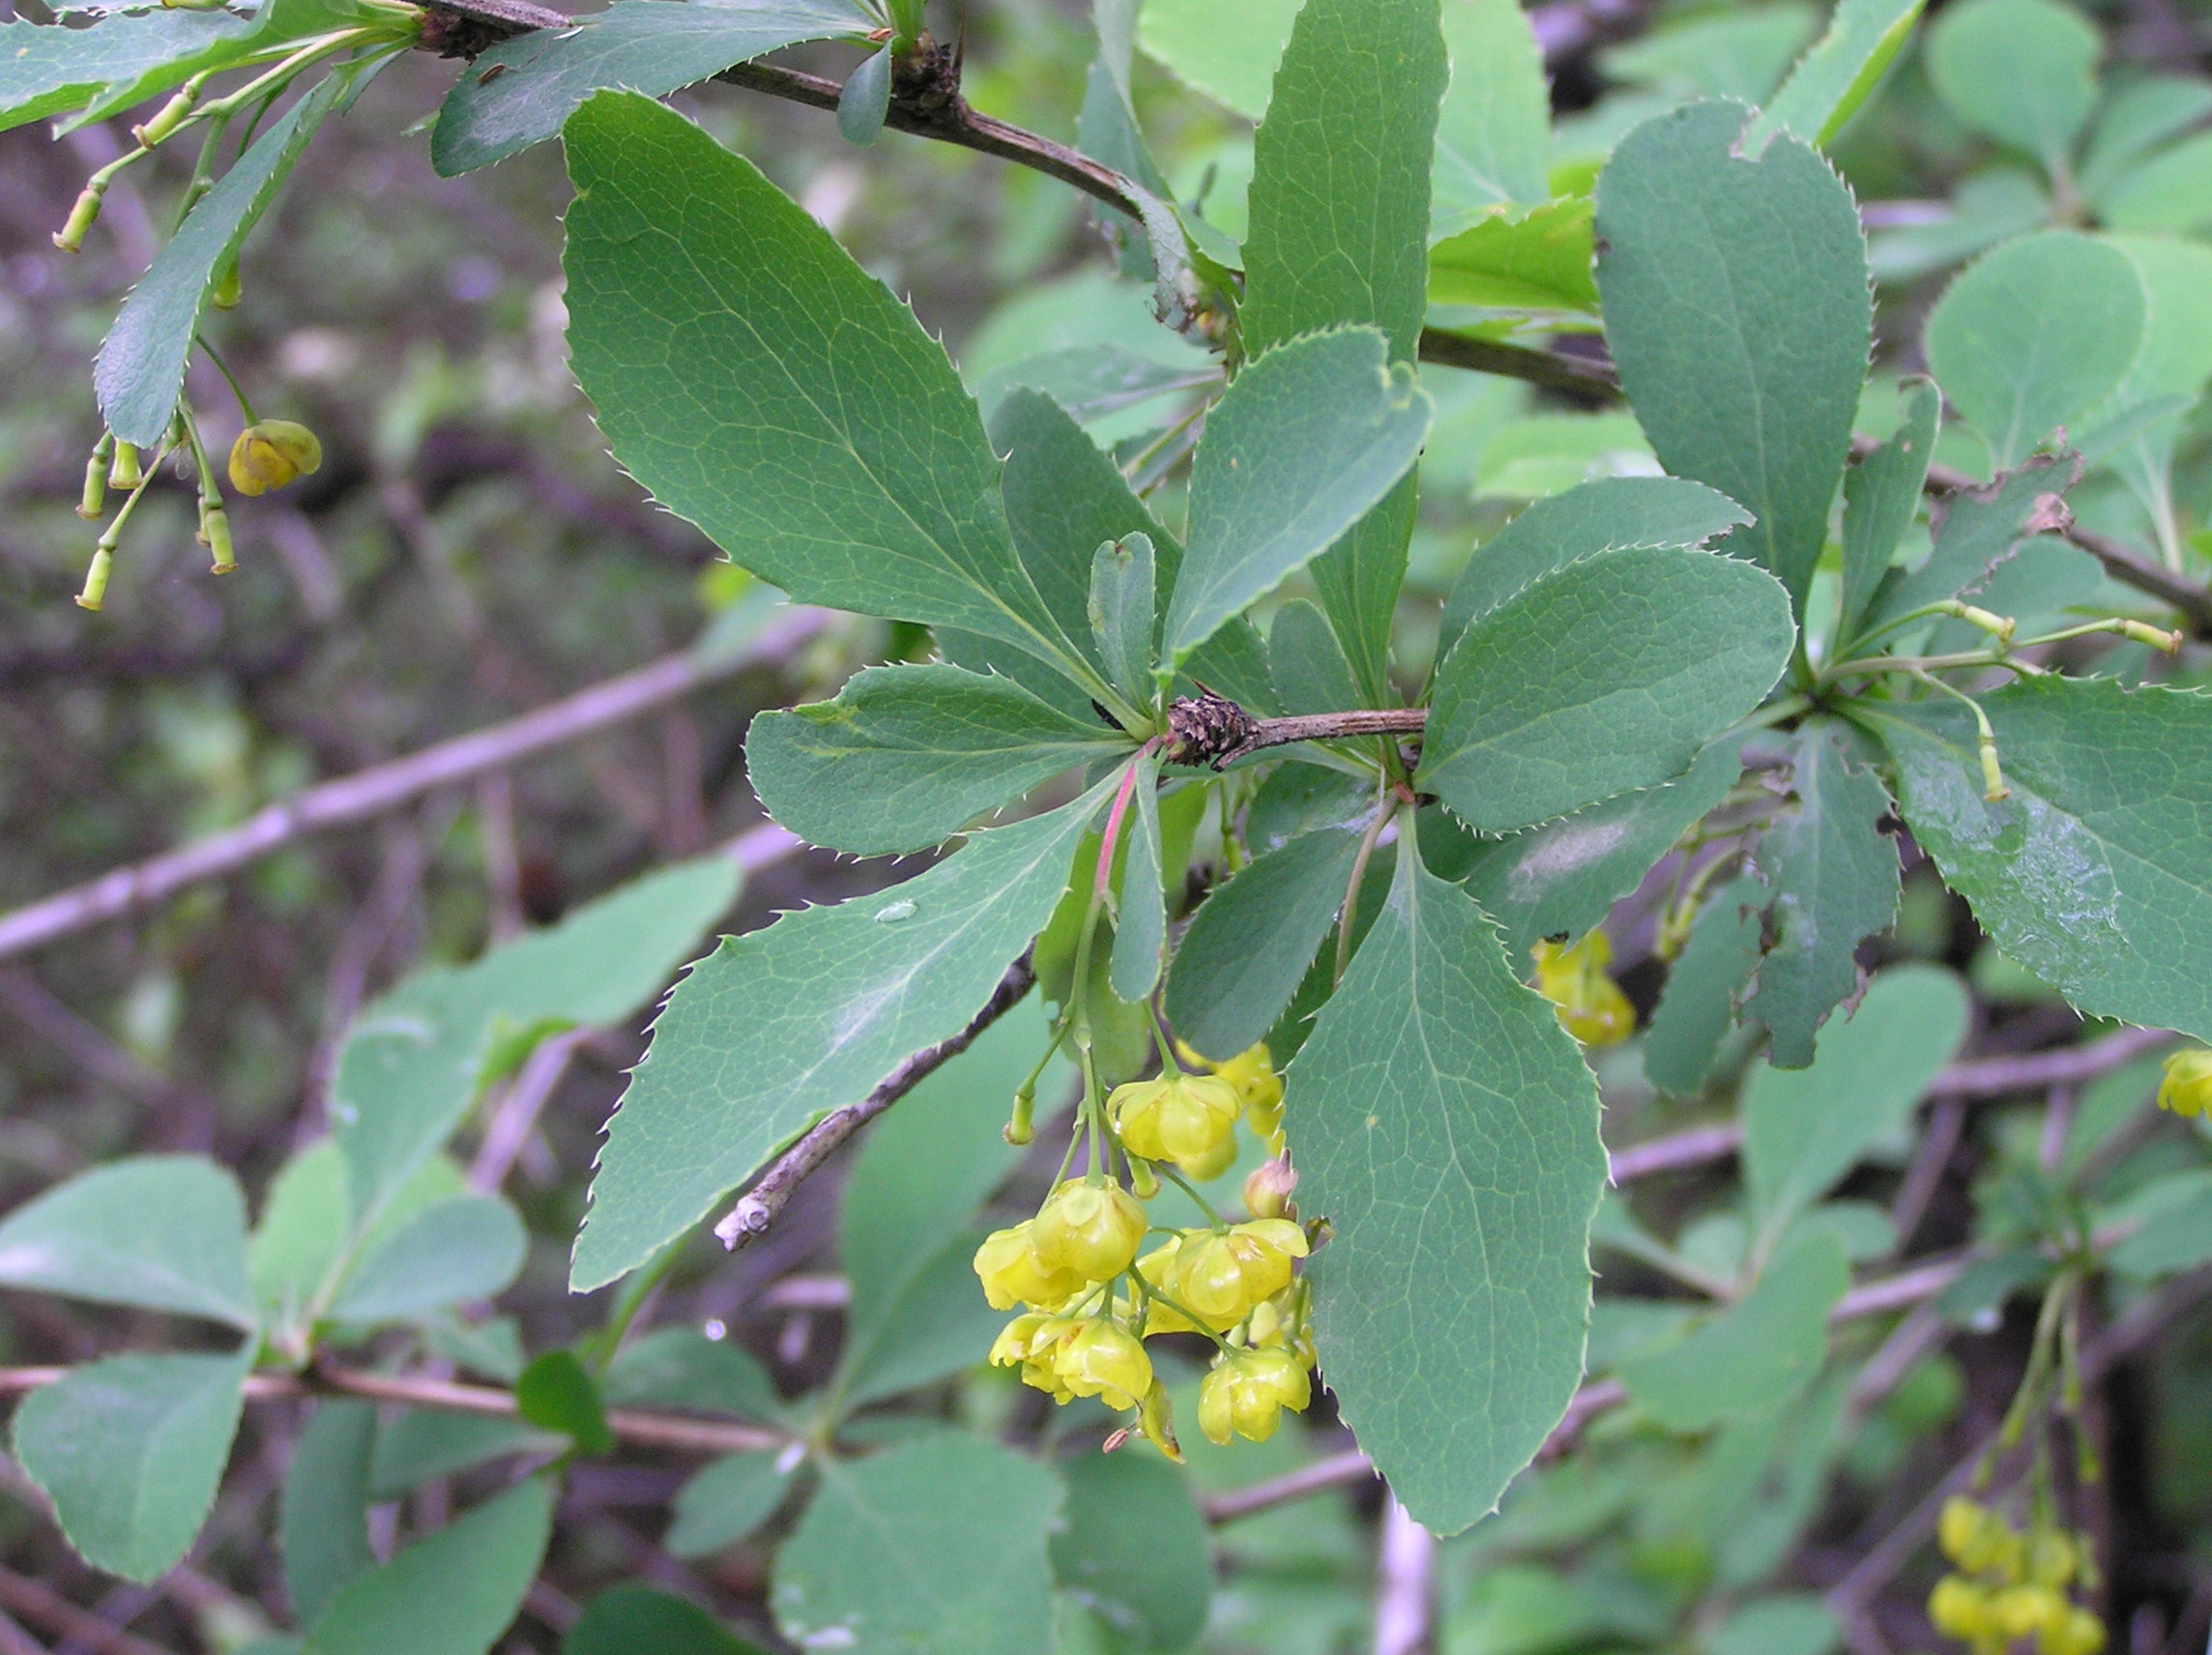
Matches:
[1416,331,1620,395]
[1163,692,1427,769]
[0,608,827,965]
[1927,1023,2174,1098]
[1608,1121,1743,1182]
[713,951,1040,1249]
[0,1570,166,1655]
[1202,1447,1380,1524]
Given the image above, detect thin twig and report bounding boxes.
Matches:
[1889,1095,1966,1255]
[1202,1448,1380,1524]
[0,1572,163,1655]
[1608,1121,1743,1183]
[0,608,827,965]
[713,951,1039,1249]
[0,1364,785,1456]
[1927,1026,2174,1099]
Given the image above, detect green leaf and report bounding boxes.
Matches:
[772,1436,1062,1655]
[252,1140,349,1323]
[1741,965,1967,1247]
[1868,167,2052,286]
[369,1412,554,1499]
[305,1478,553,1655]
[335,853,738,1231]
[1924,231,2147,469]
[95,73,344,449]
[1616,1229,1849,1431]
[1438,475,1752,656]
[987,349,1216,429]
[1426,196,1600,312]
[567,1585,768,1655]
[1749,0,1926,151]
[0,1153,255,1329]
[1289,850,1606,1533]
[562,93,1093,692]
[990,388,1182,676]
[1420,546,1795,835]
[603,1327,783,1422]
[836,43,892,146]
[15,1346,253,1582]
[1743,722,1902,1067]
[280,1403,377,1627]
[1644,875,1768,1094]
[834,995,1064,1409]
[1594,100,1873,610]
[431,0,870,174]
[748,664,1130,857]
[667,1452,798,1559]
[1838,378,1940,643]
[574,773,1115,1291]
[1167,827,1365,1061]
[1864,679,2212,1045]
[1165,330,1432,660]
[513,1350,615,1455]
[2098,130,2212,234]
[2105,1171,2212,1277]
[1601,7,1818,102]
[1853,452,2073,641]
[1707,1595,1843,1655]
[1431,0,1553,237]
[2081,78,2212,204]
[1236,0,1444,688]
[1112,757,1168,1003]
[0,10,254,134]
[1925,0,2100,171]
[1444,738,1745,960]
[1268,598,1361,717]
[1049,1454,1212,1652]
[1090,535,1158,709]
[1135,0,1299,119]
[327,1194,526,1324]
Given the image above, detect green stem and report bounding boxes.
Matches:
[1129,1269,1234,1351]
[1334,794,1397,988]
[196,336,258,426]
[1155,1161,1227,1229]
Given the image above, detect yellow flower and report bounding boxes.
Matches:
[1175,1132,1239,1182]
[1167,1219,1309,1330]
[1177,1040,1287,1150]
[1032,1180,1148,1282]
[1928,1574,1994,1642]
[2045,1606,2107,1655]
[226,420,323,496]
[973,1221,1087,1311]
[2025,1528,2078,1590]
[1937,1496,2021,1579]
[1197,1347,1311,1445]
[988,1312,1079,1400]
[1531,931,1636,1046]
[1993,1584,2067,1643]
[1056,1320,1152,1411]
[1110,1072,1240,1164]
[2158,1048,2212,1118]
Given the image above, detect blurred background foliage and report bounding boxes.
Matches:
[3,0,2212,1650]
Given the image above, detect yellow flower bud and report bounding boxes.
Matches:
[1110,1072,1240,1164]
[1938,1497,1988,1566]
[1056,1320,1152,1411]
[1170,1219,1308,1330]
[1242,1156,1298,1221]
[1176,1039,1287,1150]
[109,440,142,490]
[1929,1574,1993,1641]
[227,420,323,496]
[2159,1048,2212,1118]
[1197,1347,1311,1445]
[1138,1378,1183,1463]
[1993,1585,2065,1643]
[2045,1606,2106,1655]
[203,504,235,574]
[973,1221,1087,1312]
[1032,1180,1149,1283]
[1531,932,1636,1046]
[1176,1131,1239,1182]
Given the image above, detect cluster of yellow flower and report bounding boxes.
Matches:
[1929,1498,2104,1655]
[2159,1048,2212,1118]
[974,1047,1312,1456]
[1532,931,1636,1047]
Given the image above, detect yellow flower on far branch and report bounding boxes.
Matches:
[1197,1347,1311,1445]
[1531,930,1636,1046]
[226,420,322,496]
[1177,1040,1287,1150]
[2158,1048,2212,1118]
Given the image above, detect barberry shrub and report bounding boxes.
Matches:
[7,0,2212,1647]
